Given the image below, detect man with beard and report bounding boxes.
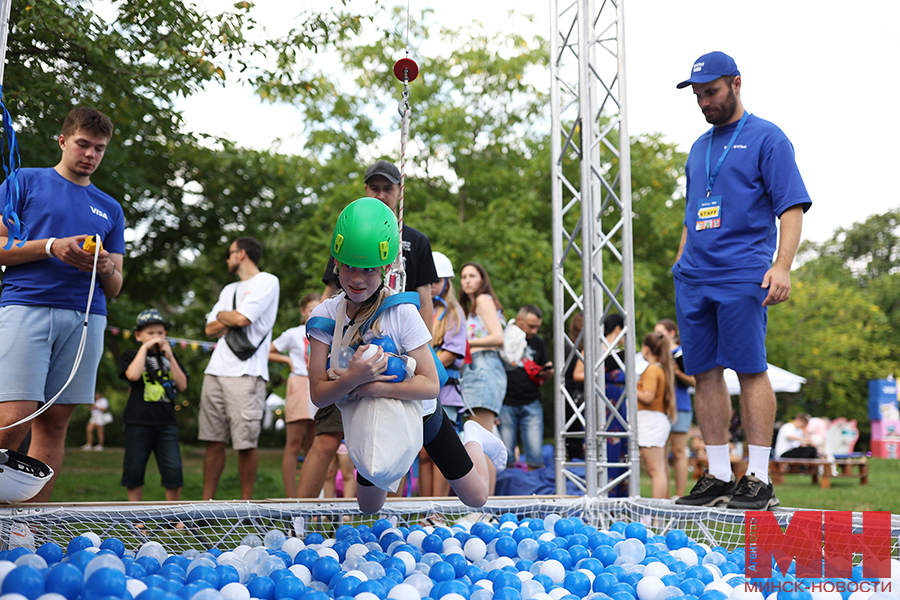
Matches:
[200,237,280,499]
[672,52,811,510]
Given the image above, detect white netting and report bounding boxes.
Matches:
[2,497,899,557]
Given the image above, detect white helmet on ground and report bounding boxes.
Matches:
[0,450,54,503]
[432,251,454,279]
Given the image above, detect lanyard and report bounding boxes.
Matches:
[705,111,749,197]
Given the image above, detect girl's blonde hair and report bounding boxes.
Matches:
[432,279,463,349]
[643,331,676,422]
[348,286,390,347]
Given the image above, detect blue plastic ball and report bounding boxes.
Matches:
[610,522,627,535]
[99,539,125,557]
[356,580,386,600]
[136,556,161,575]
[466,565,486,583]
[369,337,398,355]
[610,582,637,598]
[471,522,495,543]
[294,549,319,570]
[332,576,360,598]
[624,522,647,543]
[511,528,534,543]
[593,573,618,595]
[143,575,166,590]
[421,534,444,555]
[126,563,148,580]
[554,518,576,538]
[300,590,330,600]
[36,543,64,565]
[187,566,219,587]
[304,533,325,546]
[445,553,468,578]
[270,569,293,584]
[684,566,713,585]
[429,561,455,582]
[66,536,94,555]
[84,567,127,600]
[493,588,523,600]
[563,571,591,597]
[493,571,522,592]
[311,557,341,584]
[45,563,83,600]
[247,576,276,600]
[2,565,45,600]
[495,536,518,558]
[547,549,573,570]
[372,519,392,538]
[661,574,681,587]
[577,558,604,576]
[593,545,617,567]
[698,591,728,600]
[612,592,637,600]
[176,583,205,600]
[275,576,306,600]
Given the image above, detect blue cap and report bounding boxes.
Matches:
[135,308,171,330]
[676,51,740,89]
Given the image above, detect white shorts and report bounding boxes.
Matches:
[637,410,671,448]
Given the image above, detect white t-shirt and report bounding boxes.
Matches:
[90,396,109,418]
[205,272,280,380]
[272,326,310,377]
[308,294,436,415]
[775,422,803,458]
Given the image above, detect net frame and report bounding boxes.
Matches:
[3,498,899,560]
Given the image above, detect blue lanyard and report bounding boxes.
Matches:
[705,111,749,197]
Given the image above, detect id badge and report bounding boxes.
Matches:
[695,195,722,231]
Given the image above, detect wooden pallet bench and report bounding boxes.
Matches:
[768,457,868,489]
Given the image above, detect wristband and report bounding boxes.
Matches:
[101,261,116,278]
[45,237,57,258]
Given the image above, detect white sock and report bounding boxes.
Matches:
[464,420,508,472]
[706,444,733,483]
[747,445,771,484]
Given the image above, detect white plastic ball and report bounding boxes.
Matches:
[256,556,286,577]
[443,538,463,552]
[82,532,102,548]
[548,589,570,600]
[343,557,366,572]
[538,532,556,542]
[136,541,167,564]
[440,594,467,600]
[643,562,672,579]
[703,580,733,596]
[394,551,415,576]
[847,591,875,600]
[518,571,535,582]
[219,556,250,583]
[403,573,433,597]
[126,580,148,598]
[518,539,540,562]
[282,538,305,560]
[673,547,699,566]
[14,555,48,570]
[0,594,29,600]
[522,579,546,599]
[317,547,339,561]
[361,345,379,360]
[84,553,126,581]
[636,575,666,600]
[36,595,68,600]
[359,561,386,580]
[532,594,554,600]
[343,569,368,582]
[577,568,596,583]
[470,590,492,600]
[186,557,217,576]
[289,564,312,585]
[220,583,251,600]
[444,546,465,557]
[406,531,427,550]
[346,544,368,560]
[192,590,225,600]
[728,585,763,600]
[540,559,566,584]
[474,580,493,592]
[240,534,263,548]
[616,539,647,563]
[387,583,421,600]
[809,592,843,600]
[232,545,251,558]
[0,562,17,588]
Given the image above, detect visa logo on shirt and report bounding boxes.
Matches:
[90,205,109,220]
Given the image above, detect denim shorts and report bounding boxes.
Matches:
[121,424,183,489]
[0,305,106,404]
[460,350,507,415]
[674,279,768,375]
[671,409,693,434]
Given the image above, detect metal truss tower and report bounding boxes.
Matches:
[550,0,639,496]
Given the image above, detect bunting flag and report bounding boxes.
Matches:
[105,326,217,352]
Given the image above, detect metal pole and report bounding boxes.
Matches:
[0,0,11,86]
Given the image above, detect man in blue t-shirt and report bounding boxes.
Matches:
[671,52,811,511]
[0,107,125,501]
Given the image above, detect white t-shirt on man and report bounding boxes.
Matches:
[205,272,280,380]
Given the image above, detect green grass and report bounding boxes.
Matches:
[54,445,900,513]
[639,457,900,512]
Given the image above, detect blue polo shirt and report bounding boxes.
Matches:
[673,114,811,285]
[0,168,125,315]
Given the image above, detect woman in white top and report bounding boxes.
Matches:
[459,262,507,433]
[269,292,321,497]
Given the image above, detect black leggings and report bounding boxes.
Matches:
[357,403,474,487]
[780,446,819,459]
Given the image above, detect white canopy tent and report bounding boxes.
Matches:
[634,354,806,394]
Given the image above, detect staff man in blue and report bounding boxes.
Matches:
[672,52,811,510]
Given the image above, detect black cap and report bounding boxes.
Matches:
[135,308,172,330]
[364,160,401,184]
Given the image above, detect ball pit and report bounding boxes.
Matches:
[0,514,897,600]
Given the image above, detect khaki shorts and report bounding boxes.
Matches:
[314,403,344,436]
[198,374,265,450]
[285,375,316,423]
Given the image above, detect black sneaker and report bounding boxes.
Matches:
[726,473,780,510]
[675,471,737,507]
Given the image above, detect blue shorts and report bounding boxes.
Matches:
[0,305,106,404]
[460,350,507,415]
[674,280,768,375]
[671,410,693,434]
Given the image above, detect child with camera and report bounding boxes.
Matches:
[118,308,189,501]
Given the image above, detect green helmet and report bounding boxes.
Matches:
[331,197,400,268]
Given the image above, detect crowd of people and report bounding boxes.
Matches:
[0,48,811,512]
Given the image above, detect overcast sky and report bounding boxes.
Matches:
[179,0,900,244]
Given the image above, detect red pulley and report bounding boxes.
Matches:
[393,58,419,83]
